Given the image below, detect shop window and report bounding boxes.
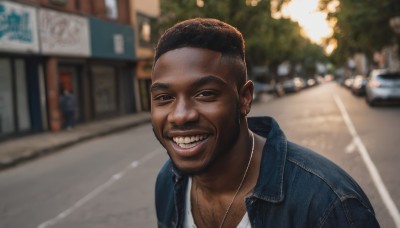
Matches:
[92,65,117,115]
[0,58,15,134]
[105,0,118,19]
[0,58,31,136]
[15,59,31,131]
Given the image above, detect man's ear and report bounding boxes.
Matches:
[239,80,254,116]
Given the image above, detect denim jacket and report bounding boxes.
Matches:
[155,116,380,228]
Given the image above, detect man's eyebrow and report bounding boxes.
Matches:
[150,75,228,92]
[150,82,169,91]
[192,75,228,88]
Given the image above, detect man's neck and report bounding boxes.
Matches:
[189,131,265,228]
[192,129,258,195]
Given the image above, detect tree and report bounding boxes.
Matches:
[320,0,400,64]
[157,0,327,77]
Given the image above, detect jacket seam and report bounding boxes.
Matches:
[287,156,373,210]
[287,157,342,197]
[318,198,354,228]
[342,197,355,228]
[287,157,366,202]
[318,197,338,228]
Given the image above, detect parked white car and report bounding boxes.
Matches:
[365,69,400,106]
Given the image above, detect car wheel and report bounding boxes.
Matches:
[366,95,375,106]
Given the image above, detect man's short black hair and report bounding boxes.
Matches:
[155,18,245,62]
[154,18,247,89]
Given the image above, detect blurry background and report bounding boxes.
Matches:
[0,0,400,227]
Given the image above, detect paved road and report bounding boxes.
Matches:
[0,82,399,228]
[0,124,168,228]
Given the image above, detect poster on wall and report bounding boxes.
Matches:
[39,8,90,56]
[0,1,39,53]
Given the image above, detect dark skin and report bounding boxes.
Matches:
[151,47,266,227]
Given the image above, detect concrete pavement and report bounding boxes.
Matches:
[0,112,151,171]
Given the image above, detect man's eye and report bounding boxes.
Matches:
[154,94,173,102]
[197,91,216,97]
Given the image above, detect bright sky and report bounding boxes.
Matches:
[274,0,338,53]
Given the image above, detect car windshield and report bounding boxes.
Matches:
[378,73,400,80]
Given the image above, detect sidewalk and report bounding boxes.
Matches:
[0,112,151,171]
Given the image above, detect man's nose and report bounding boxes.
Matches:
[167,98,199,125]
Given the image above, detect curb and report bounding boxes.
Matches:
[0,118,151,171]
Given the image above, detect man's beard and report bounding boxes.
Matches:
[151,101,243,176]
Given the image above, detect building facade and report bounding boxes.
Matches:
[130,0,160,112]
[0,0,140,139]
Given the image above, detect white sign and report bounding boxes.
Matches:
[113,34,124,54]
[39,8,90,56]
[0,1,39,53]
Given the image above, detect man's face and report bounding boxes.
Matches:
[151,47,247,175]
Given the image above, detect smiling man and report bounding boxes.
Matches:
[152,18,379,228]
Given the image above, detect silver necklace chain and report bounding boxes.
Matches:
[195,131,255,228]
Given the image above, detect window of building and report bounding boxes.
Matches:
[0,58,15,134]
[141,20,151,43]
[0,58,31,136]
[105,0,118,19]
[92,65,118,115]
[137,13,157,47]
[15,59,30,131]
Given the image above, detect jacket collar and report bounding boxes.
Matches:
[248,116,286,203]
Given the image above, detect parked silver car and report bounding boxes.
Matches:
[365,69,400,106]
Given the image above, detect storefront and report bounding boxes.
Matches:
[89,17,136,118]
[91,64,118,116]
[1,1,137,134]
[38,8,90,131]
[0,1,42,139]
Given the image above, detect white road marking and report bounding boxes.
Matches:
[334,94,400,227]
[345,139,356,154]
[37,147,164,228]
[131,161,139,168]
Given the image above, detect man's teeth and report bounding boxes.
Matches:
[173,135,207,145]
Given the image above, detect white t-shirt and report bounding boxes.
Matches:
[183,178,251,228]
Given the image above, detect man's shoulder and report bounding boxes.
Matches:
[277,142,378,226]
[285,141,370,203]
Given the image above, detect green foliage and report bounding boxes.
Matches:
[321,0,400,64]
[157,0,327,76]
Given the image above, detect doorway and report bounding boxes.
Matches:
[58,65,82,125]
